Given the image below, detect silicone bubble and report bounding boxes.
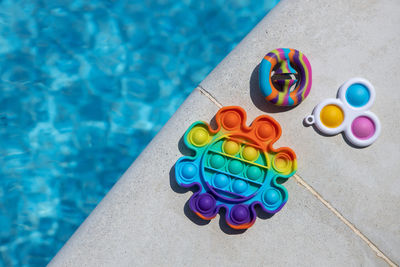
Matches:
[320,104,344,128]
[181,162,197,180]
[175,106,297,230]
[246,166,262,181]
[346,83,370,107]
[351,116,375,139]
[231,205,250,224]
[242,146,259,161]
[232,179,248,194]
[263,188,281,206]
[228,160,244,174]
[189,126,209,146]
[213,174,230,189]
[222,111,241,129]
[273,151,295,175]
[223,140,240,155]
[209,154,225,169]
[255,119,278,141]
[196,194,216,214]
[305,77,381,147]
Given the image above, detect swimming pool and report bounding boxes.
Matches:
[0,0,279,265]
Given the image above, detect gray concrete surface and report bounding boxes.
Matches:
[50,0,400,265]
[49,89,386,266]
[200,0,400,264]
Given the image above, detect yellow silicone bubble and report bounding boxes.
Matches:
[242,146,259,161]
[275,157,289,170]
[189,127,209,146]
[223,140,240,155]
[273,153,292,174]
[320,104,344,128]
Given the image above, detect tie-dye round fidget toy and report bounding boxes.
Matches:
[259,48,312,107]
[175,106,297,229]
[305,77,381,147]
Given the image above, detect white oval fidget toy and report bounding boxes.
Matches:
[305,77,381,147]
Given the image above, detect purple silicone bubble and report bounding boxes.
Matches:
[196,193,216,213]
[230,204,250,224]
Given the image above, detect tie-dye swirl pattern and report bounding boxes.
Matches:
[259,48,312,106]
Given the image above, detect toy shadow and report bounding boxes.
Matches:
[169,134,276,235]
[249,64,297,113]
[302,117,364,149]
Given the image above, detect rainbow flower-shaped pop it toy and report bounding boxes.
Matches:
[175,106,297,229]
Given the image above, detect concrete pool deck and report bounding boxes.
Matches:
[50,0,400,266]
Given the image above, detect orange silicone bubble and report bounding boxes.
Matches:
[214,107,284,152]
[221,110,242,130]
[256,123,274,140]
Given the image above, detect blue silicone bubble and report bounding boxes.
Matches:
[232,179,248,194]
[345,83,370,107]
[263,188,281,206]
[180,162,197,181]
[213,173,230,188]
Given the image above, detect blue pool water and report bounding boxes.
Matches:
[0,0,279,265]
